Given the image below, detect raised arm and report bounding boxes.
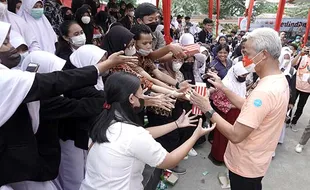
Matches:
[208,72,245,109]
[23,66,98,103]
[40,96,105,120]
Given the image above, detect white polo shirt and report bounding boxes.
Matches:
[80,122,167,190]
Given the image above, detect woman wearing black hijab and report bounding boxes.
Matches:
[95,11,111,34]
[61,7,74,21]
[101,25,134,56]
[75,6,94,44]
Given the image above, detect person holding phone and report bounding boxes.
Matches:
[288,45,310,133]
[190,28,289,190]
[0,21,138,189]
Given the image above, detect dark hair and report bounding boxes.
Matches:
[226,34,232,38]
[90,72,142,143]
[56,20,79,56]
[109,2,118,9]
[75,6,94,44]
[185,16,190,20]
[119,0,126,6]
[289,43,298,50]
[130,24,152,40]
[203,18,213,25]
[218,36,228,44]
[231,30,237,35]
[177,15,183,19]
[95,11,111,33]
[216,44,230,53]
[134,3,158,19]
[7,0,21,13]
[126,3,134,10]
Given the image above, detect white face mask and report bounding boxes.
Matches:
[0,2,7,18]
[81,16,91,24]
[12,51,29,70]
[172,62,183,71]
[137,48,152,57]
[283,59,290,67]
[124,46,136,56]
[70,34,86,47]
[128,11,134,17]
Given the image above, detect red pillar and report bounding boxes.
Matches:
[163,0,172,44]
[209,0,213,19]
[216,0,220,37]
[274,0,286,32]
[304,9,310,45]
[246,0,255,32]
[156,0,159,8]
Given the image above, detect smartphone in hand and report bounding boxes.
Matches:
[26,63,39,73]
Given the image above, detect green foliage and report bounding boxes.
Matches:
[171,0,310,19]
[171,0,201,17]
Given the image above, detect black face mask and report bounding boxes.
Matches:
[0,47,21,69]
[236,76,246,83]
[146,22,159,32]
[133,97,145,113]
[64,14,73,20]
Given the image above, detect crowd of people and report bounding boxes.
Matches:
[0,0,309,190]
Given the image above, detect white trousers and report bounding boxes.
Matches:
[59,140,87,190]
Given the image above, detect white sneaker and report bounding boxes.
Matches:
[290,124,298,132]
[183,155,189,160]
[295,144,304,153]
[188,148,198,157]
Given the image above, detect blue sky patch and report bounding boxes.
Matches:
[254,99,262,107]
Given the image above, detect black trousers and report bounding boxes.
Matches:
[229,171,263,190]
[291,89,310,125]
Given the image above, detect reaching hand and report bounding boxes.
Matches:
[189,90,212,114]
[179,80,193,89]
[108,51,138,65]
[144,93,175,111]
[206,71,224,90]
[175,110,198,128]
[169,44,187,59]
[192,118,216,138]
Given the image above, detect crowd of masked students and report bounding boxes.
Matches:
[1,0,310,190]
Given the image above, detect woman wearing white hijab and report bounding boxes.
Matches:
[0,21,138,189]
[8,52,66,190]
[209,61,249,165]
[0,0,40,51]
[70,44,108,90]
[279,47,293,77]
[56,45,108,190]
[18,0,57,53]
[179,33,194,46]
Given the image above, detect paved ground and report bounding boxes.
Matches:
[168,100,310,190]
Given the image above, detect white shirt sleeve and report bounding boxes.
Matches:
[128,128,168,167]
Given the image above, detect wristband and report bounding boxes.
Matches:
[175,82,180,89]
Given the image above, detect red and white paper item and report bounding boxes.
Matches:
[192,82,207,115]
[183,44,200,56]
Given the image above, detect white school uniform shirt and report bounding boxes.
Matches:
[18,0,57,53]
[80,122,167,190]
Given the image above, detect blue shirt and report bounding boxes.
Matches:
[210,58,232,79]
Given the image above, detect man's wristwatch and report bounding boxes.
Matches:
[175,82,180,89]
[204,109,215,120]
